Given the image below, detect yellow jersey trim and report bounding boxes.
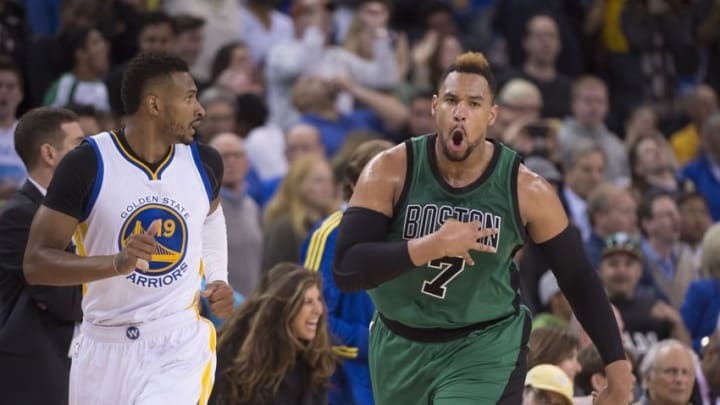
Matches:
[332,345,359,359]
[109,130,174,180]
[303,211,343,271]
[199,317,217,404]
[73,222,89,296]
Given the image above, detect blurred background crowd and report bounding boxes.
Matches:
[0,0,719,404]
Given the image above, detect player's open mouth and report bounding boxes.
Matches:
[451,129,465,147]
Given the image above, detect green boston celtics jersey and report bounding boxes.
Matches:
[369,134,527,328]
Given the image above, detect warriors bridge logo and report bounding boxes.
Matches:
[118,204,189,288]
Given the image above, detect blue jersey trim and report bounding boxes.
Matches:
[190,141,213,204]
[81,137,104,221]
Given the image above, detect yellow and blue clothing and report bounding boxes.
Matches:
[670,124,700,166]
[300,210,375,405]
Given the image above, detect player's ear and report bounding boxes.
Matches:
[488,103,498,126]
[431,94,438,117]
[145,94,161,116]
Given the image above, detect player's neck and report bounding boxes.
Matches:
[435,139,493,188]
[123,119,172,164]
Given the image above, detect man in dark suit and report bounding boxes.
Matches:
[0,107,85,404]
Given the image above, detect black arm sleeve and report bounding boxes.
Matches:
[332,207,416,292]
[43,142,97,219]
[537,225,626,365]
[197,143,223,200]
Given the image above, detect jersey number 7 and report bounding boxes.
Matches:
[421,257,466,299]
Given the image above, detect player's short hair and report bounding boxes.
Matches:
[14,107,78,170]
[437,52,497,98]
[121,51,189,114]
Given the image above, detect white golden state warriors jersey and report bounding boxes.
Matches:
[74,131,213,326]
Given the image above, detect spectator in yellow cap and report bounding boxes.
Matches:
[523,364,574,405]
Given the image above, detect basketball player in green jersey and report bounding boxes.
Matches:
[333,52,634,404]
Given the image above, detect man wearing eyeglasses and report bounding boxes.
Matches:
[637,339,696,405]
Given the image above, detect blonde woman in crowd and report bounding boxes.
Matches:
[262,155,337,272]
[213,266,335,404]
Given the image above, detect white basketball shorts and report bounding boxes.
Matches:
[68,310,216,405]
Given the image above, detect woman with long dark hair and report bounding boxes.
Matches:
[213,266,335,404]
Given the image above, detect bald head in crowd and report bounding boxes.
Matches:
[285,123,325,162]
[209,132,250,191]
[493,78,543,139]
[687,84,718,128]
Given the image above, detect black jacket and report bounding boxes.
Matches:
[0,180,82,405]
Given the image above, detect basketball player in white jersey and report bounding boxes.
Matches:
[23,52,234,405]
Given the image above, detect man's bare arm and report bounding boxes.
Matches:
[518,165,633,403]
[347,142,405,216]
[24,206,156,286]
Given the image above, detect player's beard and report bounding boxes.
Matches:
[440,131,479,162]
[163,119,194,145]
